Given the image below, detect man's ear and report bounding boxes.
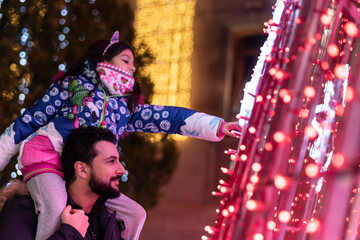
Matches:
[74,161,90,180]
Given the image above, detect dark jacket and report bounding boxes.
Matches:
[0,194,124,240]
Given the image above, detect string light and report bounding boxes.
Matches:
[207,0,359,239]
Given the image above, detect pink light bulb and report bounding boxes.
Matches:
[304,125,318,139]
[303,86,316,98]
[344,21,359,37]
[327,43,339,57]
[305,163,320,178]
[278,210,291,223]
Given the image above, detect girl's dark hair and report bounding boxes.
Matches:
[56,39,142,113]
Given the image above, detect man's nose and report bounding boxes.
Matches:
[116,161,126,175]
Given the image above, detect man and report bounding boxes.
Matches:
[0,127,126,239]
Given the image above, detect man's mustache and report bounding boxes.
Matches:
[110,175,122,181]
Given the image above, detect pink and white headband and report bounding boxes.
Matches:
[102,31,119,56]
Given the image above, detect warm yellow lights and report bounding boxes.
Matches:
[134,0,196,141]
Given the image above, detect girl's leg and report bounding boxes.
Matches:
[106,194,146,240]
[26,173,67,240]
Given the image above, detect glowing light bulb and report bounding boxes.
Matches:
[273,131,290,143]
[267,220,276,230]
[269,68,277,76]
[219,179,228,186]
[230,154,238,161]
[275,70,285,80]
[306,218,320,234]
[345,86,355,102]
[204,225,215,234]
[264,142,273,151]
[332,152,345,168]
[224,149,237,154]
[228,205,235,213]
[222,209,230,217]
[279,89,289,98]
[304,125,318,139]
[249,126,256,134]
[250,175,259,184]
[252,163,262,172]
[220,186,230,194]
[321,61,329,70]
[344,21,359,37]
[221,167,234,175]
[274,174,289,189]
[303,86,316,99]
[253,233,264,240]
[305,163,320,178]
[327,43,339,57]
[320,13,331,25]
[282,93,291,103]
[246,200,258,211]
[299,108,310,118]
[240,154,248,161]
[256,95,264,102]
[334,64,347,80]
[308,37,316,45]
[246,183,255,192]
[335,104,345,116]
[266,55,273,62]
[278,210,291,223]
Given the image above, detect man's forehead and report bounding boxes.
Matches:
[94,141,118,156]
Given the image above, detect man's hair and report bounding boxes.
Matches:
[61,126,117,185]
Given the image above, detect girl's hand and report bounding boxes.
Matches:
[218,121,242,138]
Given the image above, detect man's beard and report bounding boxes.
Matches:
[89,171,121,199]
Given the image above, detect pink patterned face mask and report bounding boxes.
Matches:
[96,62,135,95]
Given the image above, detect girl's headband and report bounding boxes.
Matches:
[102,31,119,56]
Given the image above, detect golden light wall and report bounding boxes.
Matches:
[134,0,196,108]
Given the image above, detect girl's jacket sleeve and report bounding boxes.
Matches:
[126,104,224,142]
[0,79,70,171]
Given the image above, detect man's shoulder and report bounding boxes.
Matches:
[1,194,34,211]
[0,195,37,239]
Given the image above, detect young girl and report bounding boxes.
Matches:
[0,31,240,240]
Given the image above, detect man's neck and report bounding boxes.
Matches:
[67,182,99,213]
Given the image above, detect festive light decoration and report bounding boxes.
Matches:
[204,0,360,239]
[133,0,196,141]
[133,1,194,106]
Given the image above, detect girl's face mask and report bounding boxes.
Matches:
[96,62,135,95]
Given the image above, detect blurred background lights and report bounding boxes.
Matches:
[278,210,291,223]
[267,220,276,230]
[306,218,320,234]
[344,21,359,37]
[304,125,318,139]
[134,0,196,141]
[58,63,66,71]
[273,131,290,143]
[334,64,348,80]
[274,174,289,189]
[303,86,316,99]
[305,163,320,178]
[327,43,339,57]
[252,233,264,240]
[332,152,345,168]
